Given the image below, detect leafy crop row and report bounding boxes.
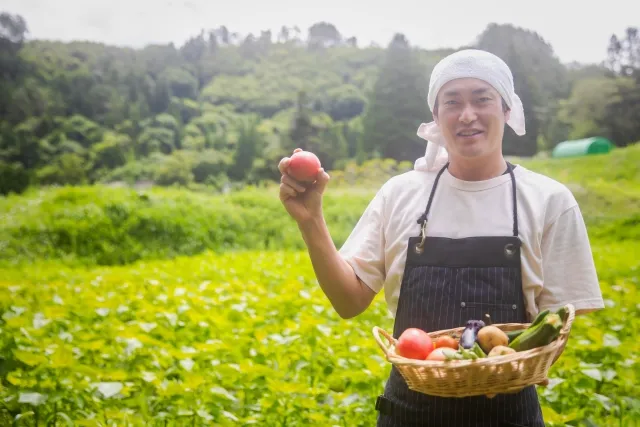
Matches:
[1,238,638,425]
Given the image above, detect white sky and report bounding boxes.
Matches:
[3,0,637,65]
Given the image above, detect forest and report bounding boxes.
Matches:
[0,12,639,196]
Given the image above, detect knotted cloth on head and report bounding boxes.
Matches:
[414,49,526,172]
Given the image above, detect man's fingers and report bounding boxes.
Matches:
[281,174,306,193]
[314,168,330,194]
[279,183,299,200]
[278,157,291,175]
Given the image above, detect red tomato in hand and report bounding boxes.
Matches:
[396,328,434,360]
[288,150,322,182]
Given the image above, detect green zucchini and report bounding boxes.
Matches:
[509,313,563,352]
[506,328,527,343]
[530,309,550,327]
[504,309,549,344]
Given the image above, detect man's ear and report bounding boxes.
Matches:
[504,109,511,122]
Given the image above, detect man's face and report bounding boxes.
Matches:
[434,78,510,161]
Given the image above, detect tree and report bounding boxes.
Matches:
[503,43,539,156]
[0,12,28,120]
[475,23,570,153]
[599,27,640,146]
[307,22,342,49]
[607,27,640,78]
[361,33,429,162]
[229,115,263,181]
[598,79,640,146]
[557,77,620,140]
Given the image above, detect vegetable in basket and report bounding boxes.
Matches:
[509,311,564,352]
[396,327,434,359]
[434,335,458,350]
[460,319,485,349]
[477,325,509,354]
[488,345,516,357]
[427,347,458,361]
[504,309,550,343]
[444,342,487,360]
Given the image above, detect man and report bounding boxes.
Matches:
[278,49,604,426]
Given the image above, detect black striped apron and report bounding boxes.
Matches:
[375,162,545,427]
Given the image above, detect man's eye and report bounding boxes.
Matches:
[478,97,490,102]
[445,100,457,105]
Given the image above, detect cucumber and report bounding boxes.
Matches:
[530,309,550,327]
[504,309,549,344]
[506,328,526,343]
[509,313,563,352]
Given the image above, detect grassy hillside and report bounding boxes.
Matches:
[516,144,640,236]
[1,144,639,267]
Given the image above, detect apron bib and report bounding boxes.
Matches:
[375,162,545,427]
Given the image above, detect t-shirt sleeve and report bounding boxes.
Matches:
[536,204,605,314]
[338,188,387,294]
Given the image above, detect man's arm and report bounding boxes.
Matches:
[299,217,377,319]
[537,204,605,316]
[278,151,386,319]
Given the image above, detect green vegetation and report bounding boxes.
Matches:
[1,12,639,196]
[1,243,636,426]
[1,144,638,268]
[1,145,639,425]
[0,185,373,267]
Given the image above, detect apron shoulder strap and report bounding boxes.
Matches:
[417,161,519,238]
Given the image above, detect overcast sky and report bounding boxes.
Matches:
[3,0,637,65]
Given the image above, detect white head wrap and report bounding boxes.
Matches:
[414,49,526,172]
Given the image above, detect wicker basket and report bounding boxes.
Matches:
[372,304,575,398]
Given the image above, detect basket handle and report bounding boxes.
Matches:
[372,326,396,357]
[560,303,575,335]
[552,303,576,365]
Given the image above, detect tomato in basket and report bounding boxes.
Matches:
[434,335,458,350]
[396,328,434,359]
[426,347,458,361]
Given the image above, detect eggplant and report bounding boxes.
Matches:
[460,319,486,349]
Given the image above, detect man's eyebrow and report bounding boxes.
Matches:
[472,88,490,95]
[442,88,490,97]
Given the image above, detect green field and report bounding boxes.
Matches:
[1,145,639,426]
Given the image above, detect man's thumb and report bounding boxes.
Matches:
[314,168,330,193]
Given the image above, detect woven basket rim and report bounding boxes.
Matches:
[373,303,575,369]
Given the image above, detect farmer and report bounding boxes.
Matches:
[277,49,604,426]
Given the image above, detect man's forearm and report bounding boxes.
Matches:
[298,216,374,319]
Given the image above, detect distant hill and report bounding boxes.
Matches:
[1,12,638,196]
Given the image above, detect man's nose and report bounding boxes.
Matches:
[459,104,477,123]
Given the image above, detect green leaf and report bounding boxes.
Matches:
[13,350,47,367]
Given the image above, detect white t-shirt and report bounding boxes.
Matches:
[338,164,604,322]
